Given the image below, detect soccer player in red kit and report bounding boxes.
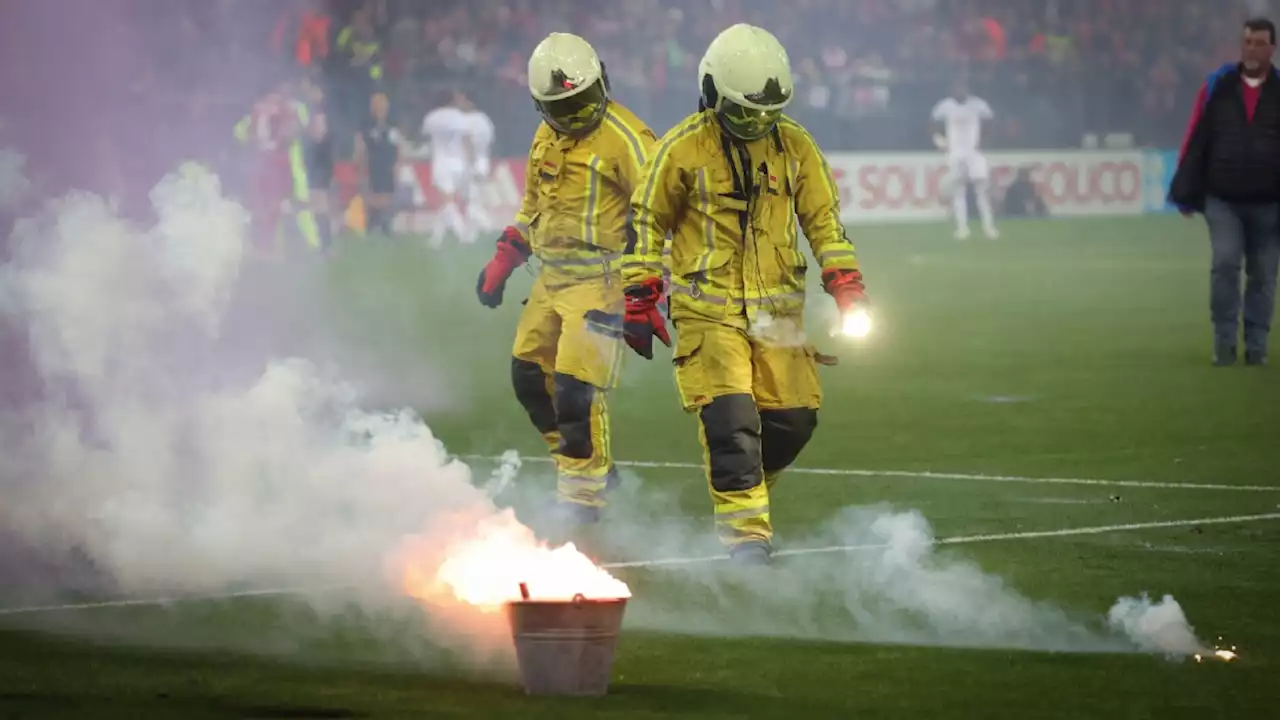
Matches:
[235,80,306,256]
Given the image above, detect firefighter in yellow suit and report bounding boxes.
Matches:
[475,32,659,525]
[621,24,867,565]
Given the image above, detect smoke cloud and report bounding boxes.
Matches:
[0,163,527,673]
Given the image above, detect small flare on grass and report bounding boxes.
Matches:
[1194,638,1240,663]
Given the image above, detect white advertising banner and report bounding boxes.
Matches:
[826,150,1147,223]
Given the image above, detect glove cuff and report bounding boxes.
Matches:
[625,277,664,302]
[497,227,532,260]
[822,268,864,294]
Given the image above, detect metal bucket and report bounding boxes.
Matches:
[504,593,628,696]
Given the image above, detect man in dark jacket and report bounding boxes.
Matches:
[1169,17,1280,367]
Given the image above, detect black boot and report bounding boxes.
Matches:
[728,541,772,566]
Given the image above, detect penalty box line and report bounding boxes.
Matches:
[467,454,1280,494]
[2,513,1278,618]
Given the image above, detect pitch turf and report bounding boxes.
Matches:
[3,216,1280,718]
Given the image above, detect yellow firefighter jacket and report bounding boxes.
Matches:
[513,102,658,286]
[623,111,860,327]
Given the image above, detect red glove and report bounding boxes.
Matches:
[623,278,671,359]
[476,227,531,308]
[822,269,866,313]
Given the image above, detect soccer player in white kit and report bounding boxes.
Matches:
[931,78,999,239]
[421,90,491,245]
[461,101,495,235]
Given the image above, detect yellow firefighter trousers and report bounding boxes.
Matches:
[512,274,625,508]
[671,317,823,548]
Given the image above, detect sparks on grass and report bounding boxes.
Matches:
[1194,639,1240,663]
[400,511,630,612]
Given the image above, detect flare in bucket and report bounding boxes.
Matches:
[505,593,629,696]
[400,511,631,696]
[430,513,630,608]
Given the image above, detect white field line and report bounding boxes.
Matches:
[3,513,1278,617]
[463,454,1280,493]
[601,512,1280,568]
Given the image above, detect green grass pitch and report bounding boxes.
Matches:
[2,215,1279,718]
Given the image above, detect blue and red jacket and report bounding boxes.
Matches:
[1169,62,1280,212]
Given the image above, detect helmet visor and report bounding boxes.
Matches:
[534,79,607,135]
[718,100,784,140]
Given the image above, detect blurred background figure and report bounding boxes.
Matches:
[460,93,496,240]
[1001,166,1049,218]
[420,90,489,246]
[233,78,315,257]
[301,73,336,251]
[931,76,998,239]
[353,91,402,238]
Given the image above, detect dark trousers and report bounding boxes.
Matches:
[1204,196,1280,355]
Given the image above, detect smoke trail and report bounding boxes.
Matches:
[512,464,1217,659]
[0,163,527,672]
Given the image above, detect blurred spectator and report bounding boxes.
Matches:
[3,0,1267,212]
[352,0,1262,154]
[271,0,332,71]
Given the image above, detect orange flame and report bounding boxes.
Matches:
[399,510,630,612]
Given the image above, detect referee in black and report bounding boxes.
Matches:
[353,91,401,237]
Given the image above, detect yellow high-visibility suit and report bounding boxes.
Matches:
[623,110,860,550]
[510,102,658,511]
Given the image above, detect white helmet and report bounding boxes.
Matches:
[698,24,793,140]
[527,32,610,135]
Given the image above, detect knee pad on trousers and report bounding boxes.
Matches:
[554,373,597,460]
[700,394,763,493]
[511,358,557,435]
[760,408,818,473]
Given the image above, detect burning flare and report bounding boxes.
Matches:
[400,510,630,612]
[841,308,873,338]
[1195,638,1240,663]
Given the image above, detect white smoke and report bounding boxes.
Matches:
[483,450,522,498]
[524,469,1216,659]
[0,164,515,648]
[1107,594,1209,659]
[746,311,812,347]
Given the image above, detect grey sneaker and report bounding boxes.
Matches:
[1245,350,1268,367]
[728,541,773,566]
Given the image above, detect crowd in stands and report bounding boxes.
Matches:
[358,0,1256,153]
[2,0,1265,211]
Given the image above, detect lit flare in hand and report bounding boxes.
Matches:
[840,307,873,338]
